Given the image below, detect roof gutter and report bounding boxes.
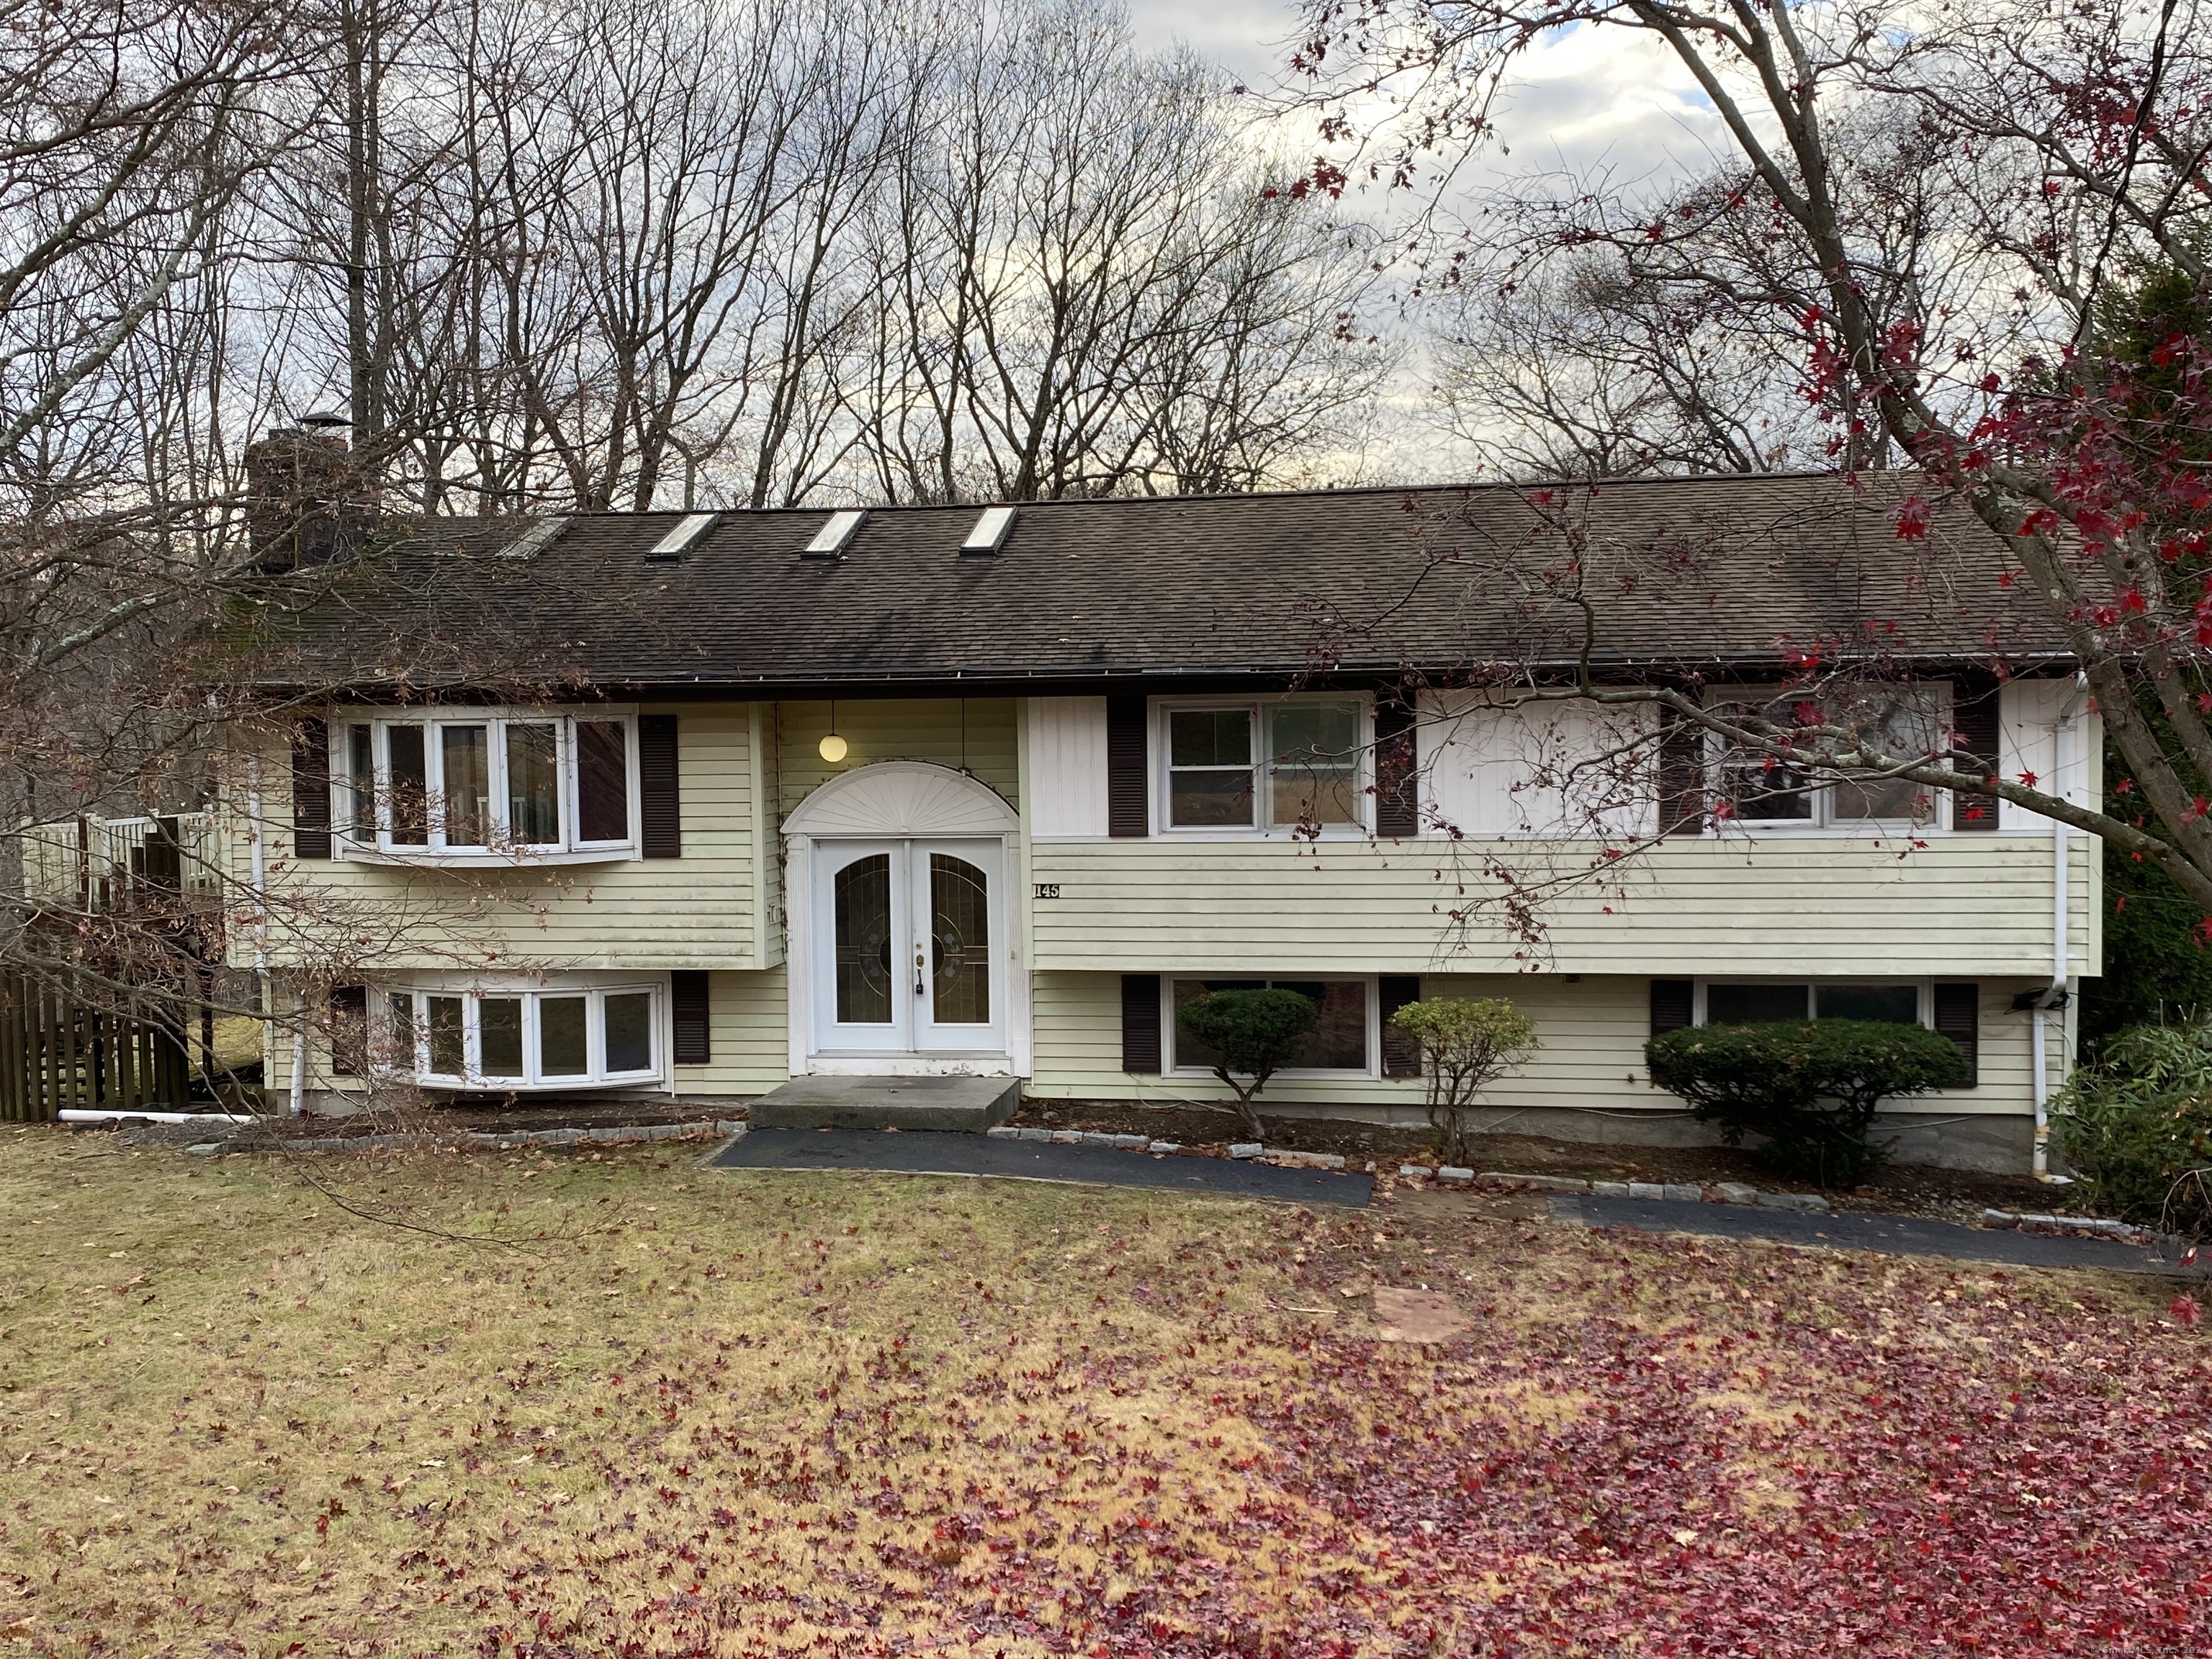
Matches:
[239,652,2087,703]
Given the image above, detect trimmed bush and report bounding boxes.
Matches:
[1175,988,1317,1140]
[1388,997,1539,1165]
[1646,1019,1969,1187]
[2054,1023,2212,1239]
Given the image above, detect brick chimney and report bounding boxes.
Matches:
[243,423,377,570]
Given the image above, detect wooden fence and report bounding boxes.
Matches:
[0,975,192,1121]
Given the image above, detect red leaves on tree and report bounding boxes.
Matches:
[1893,495,1932,540]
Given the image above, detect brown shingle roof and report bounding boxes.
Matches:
[264,472,2066,693]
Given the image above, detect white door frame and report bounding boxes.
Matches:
[783,762,1030,1077]
[810,838,907,1054]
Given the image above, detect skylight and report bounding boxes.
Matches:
[805,508,866,557]
[961,504,1017,555]
[500,518,569,559]
[646,512,719,560]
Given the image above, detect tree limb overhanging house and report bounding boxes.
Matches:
[208,442,2095,1174]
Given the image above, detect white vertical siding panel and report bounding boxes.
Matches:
[1025,697,1110,837]
[1998,680,2092,830]
[1422,694,1656,838]
[1998,683,2101,975]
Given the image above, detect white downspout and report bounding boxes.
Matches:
[289,1009,308,1118]
[246,752,274,1110]
[2032,673,2090,1179]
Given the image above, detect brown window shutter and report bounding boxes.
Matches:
[1378,974,1423,1076]
[670,970,710,1065]
[639,715,680,858]
[1933,982,1979,1085]
[328,985,367,1076]
[1373,691,1419,838]
[1106,695,1148,837]
[1120,974,1161,1072]
[1657,714,1704,837]
[1650,979,1694,1035]
[292,717,332,859]
[1951,678,2002,832]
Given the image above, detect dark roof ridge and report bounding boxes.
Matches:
[541,467,1920,523]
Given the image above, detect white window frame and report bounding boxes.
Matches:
[1162,974,1380,1080]
[376,979,665,1090]
[1153,694,1374,837]
[1703,685,1952,834]
[1691,977,1933,1030]
[331,706,641,865]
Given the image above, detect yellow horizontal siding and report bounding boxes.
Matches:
[1029,835,2097,979]
[1028,970,2047,1118]
[773,698,1017,818]
[673,968,789,1094]
[253,704,757,973]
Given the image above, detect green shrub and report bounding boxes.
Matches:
[1388,997,1539,1165]
[2054,1023,2212,1238]
[1174,988,1317,1140]
[1645,1020,1969,1187]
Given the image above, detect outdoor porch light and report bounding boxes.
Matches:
[819,701,848,763]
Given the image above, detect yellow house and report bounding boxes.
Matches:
[240,471,2095,1172]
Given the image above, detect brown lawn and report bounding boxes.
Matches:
[0,1131,2204,1658]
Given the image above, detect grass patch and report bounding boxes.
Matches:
[0,1133,2205,1657]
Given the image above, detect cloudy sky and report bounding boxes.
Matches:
[1125,0,1727,198]
[1120,0,1737,480]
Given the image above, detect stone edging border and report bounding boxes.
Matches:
[1981,1208,2156,1244]
[1441,1169,1833,1213]
[982,1134,1846,1205]
[984,1126,1355,1169]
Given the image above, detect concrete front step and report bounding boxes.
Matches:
[750,1074,1020,1133]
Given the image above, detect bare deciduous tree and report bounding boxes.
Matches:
[854,2,1384,503]
[1300,0,2212,912]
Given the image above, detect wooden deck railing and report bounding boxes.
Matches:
[18,813,225,914]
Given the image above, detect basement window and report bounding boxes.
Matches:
[1168,978,1375,1076]
[1698,981,1926,1027]
[334,709,637,863]
[381,982,662,1089]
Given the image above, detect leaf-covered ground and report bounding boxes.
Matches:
[0,1132,2206,1657]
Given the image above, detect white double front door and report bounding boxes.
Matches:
[811,838,1004,1056]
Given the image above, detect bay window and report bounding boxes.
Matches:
[1161,698,1367,832]
[1707,687,1946,828]
[381,983,661,1088]
[335,710,637,860]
